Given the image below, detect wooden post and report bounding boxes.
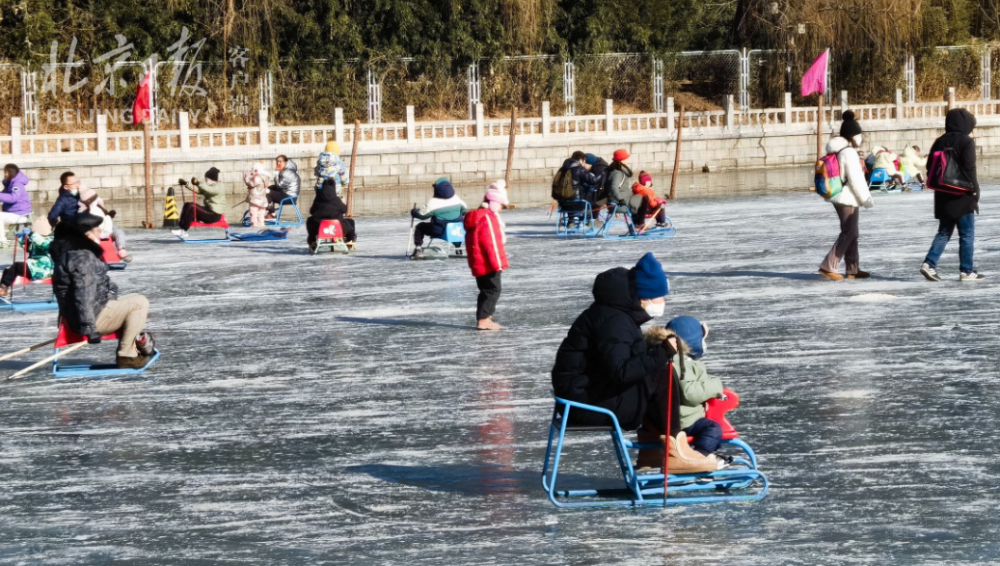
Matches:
[668,106,685,201]
[346,120,361,218]
[816,94,824,160]
[143,119,153,228]
[504,107,517,186]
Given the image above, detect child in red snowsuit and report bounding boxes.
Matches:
[464,180,509,331]
[631,171,667,228]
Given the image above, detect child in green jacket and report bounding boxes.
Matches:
[665,316,727,462]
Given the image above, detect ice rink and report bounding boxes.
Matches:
[1,189,999,564]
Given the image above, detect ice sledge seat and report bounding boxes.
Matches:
[426,221,466,257]
[52,319,160,378]
[314,219,351,254]
[243,197,303,228]
[541,391,767,508]
[100,238,127,270]
[182,216,231,243]
[868,168,896,192]
[556,200,596,237]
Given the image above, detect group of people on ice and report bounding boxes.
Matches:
[550,252,733,473]
[819,108,983,282]
[553,149,669,229]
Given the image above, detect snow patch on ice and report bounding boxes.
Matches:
[849,293,899,302]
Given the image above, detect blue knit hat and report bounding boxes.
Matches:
[585,153,598,165]
[432,178,455,199]
[666,316,708,359]
[633,252,669,299]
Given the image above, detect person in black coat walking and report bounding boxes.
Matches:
[306,178,356,251]
[551,253,678,436]
[920,108,985,281]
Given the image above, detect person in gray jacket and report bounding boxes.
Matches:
[605,148,634,206]
[268,155,301,215]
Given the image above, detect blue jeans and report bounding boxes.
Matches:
[683,418,722,456]
[924,213,975,273]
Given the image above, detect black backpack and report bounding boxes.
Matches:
[551,168,576,200]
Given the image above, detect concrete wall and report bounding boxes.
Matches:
[10,119,983,210]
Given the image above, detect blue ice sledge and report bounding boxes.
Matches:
[542,390,767,508]
[179,217,232,244]
[52,321,160,379]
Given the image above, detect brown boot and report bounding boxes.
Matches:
[635,427,665,469]
[666,432,719,474]
[818,269,845,281]
[0,285,9,300]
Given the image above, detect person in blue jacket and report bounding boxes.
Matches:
[47,171,82,227]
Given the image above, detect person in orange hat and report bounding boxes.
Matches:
[605,148,634,207]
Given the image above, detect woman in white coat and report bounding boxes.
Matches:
[819,111,873,281]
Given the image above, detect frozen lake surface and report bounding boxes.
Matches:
[1,189,999,564]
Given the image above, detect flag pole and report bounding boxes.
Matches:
[816,93,824,160]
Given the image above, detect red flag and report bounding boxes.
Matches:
[801,49,829,97]
[132,73,151,125]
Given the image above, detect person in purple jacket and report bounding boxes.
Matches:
[1,164,32,244]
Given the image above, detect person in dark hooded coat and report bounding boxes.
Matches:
[50,213,155,368]
[306,178,356,251]
[551,253,679,437]
[920,108,984,281]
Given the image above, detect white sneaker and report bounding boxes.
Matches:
[960,271,985,282]
[920,263,941,282]
[171,229,188,238]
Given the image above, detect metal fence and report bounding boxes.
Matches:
[3,46,1000,132]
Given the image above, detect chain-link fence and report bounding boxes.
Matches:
[573,54,653,114]
[661,50,740,110]
[478,56,564,118]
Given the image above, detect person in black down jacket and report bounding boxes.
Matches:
[551,252,678,438]
[920,108,984,281]
[306,178,356,251]
[50,213,155,368]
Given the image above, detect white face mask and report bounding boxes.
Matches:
[643,301,665,318]
[853,134,863,147]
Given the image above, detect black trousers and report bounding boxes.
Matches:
[475,271,502,320]
[1,262,27,287]
[684,418,723,456]
[414,222,445,246]
[307,216,356,244]
[567,363,682,435]
[267,188,291,210]
[180,203,222,230]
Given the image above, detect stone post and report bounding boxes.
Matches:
[258,110,269,148]
[178,111,190,153]
[10,117,20,156]
[783,93,792,125]
[604,99,614,136]
[839,90,849,112]
[723,95,735,129]
[666,97,675,131]
[475,103,485,141]
[334,108,345,143]
[895,89,904,123]
[96,114,108,156]
[406,105,416,144]
[946,87,956,110]
[541,101,551,138]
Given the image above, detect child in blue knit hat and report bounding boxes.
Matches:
[665,315,728,467]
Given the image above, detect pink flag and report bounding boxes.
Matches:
[132,73,151,125]
[801,49,829,97]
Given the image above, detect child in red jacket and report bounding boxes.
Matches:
[464,180,509,331]
[631,171,668,228]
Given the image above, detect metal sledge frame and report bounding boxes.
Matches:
[52,321,160,379]
[313,219,353,254]
[599,204,676,240]
[179,216,232,244]
[556,200,599,237]
[243,196,303,229]
[541,397,767,508]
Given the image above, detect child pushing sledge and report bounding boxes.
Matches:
[464,181,509,331]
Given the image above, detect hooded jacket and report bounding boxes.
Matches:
[464,205,508,278]
[244,163,269,207]
[871,146,900,175]
[310,180,348,220]
[899,146,923,179]
[48,188,80,226]
[0,171,32,216]
[927,108,979,220]
[825,136,873,209]
[275,160,301,198]
[551,267,670,406]
[50,223,117,338]
[605,161,634,205]
[315,152,349,192]
[411,180,468,227]
[559,159,601,201]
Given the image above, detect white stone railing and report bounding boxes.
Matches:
[0,88,993,162]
